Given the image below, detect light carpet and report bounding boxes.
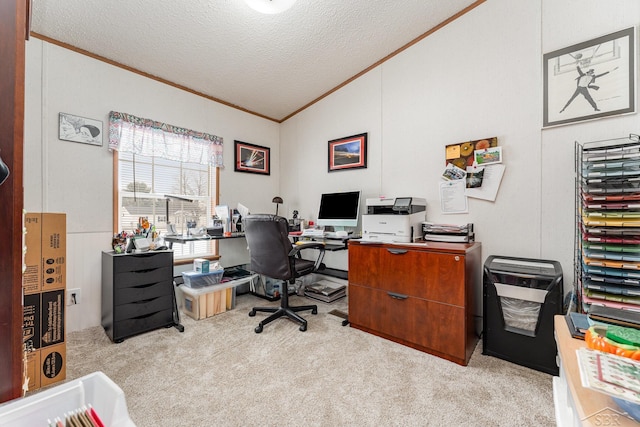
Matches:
[65,293,555,426]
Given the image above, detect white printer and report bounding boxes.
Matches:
[361,196,426,243]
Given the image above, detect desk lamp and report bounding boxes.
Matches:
[272,196,283,216]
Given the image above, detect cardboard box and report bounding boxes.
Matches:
[23,289,66,392]
[22,213,67,392]
[178,285,234,320]
[24,343,66,391]
[193,258,210,273]
[24,213,67,294]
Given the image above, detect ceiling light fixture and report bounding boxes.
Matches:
[244,0,296,14]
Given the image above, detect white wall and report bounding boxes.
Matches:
[24,40,280,332]
[540,0,640,300]
[280,0,640,317]
[25,0,640,332]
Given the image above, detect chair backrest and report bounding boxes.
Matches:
[243,214,294,281]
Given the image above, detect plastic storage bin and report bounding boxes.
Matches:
[0,371,135,427]
[181,269,224,288]
[177,284,235,320]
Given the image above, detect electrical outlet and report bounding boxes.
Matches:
[67,288,81,306]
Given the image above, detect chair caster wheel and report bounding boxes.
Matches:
[249,310,256,317]
[312,308,318,315]
[255,324,263,333]
[299,324,307,332]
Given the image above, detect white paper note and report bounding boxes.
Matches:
[440,180,468,214]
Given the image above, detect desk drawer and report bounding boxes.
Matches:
[115,266,172,289]
[349,284,466,359]
[114,280,172,305]
[113,309,174,339]
[113,251,172,273]
[115,294,174,321]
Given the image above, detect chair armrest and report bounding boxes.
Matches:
[289,242,326,272]
[288,242,325,257]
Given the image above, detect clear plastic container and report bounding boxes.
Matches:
[181,269,224,288]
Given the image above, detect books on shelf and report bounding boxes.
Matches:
[304,280,346,303]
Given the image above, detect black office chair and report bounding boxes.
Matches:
[244,214,326,333]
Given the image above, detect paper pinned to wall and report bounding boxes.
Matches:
[440,180,468,214]
[465,164,505,201]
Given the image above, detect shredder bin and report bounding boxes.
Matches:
[482,255,563,375]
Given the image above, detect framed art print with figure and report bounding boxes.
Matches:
[543,27,635,128]
[59,112,103,146]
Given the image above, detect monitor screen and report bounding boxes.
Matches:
[317,191,361,229]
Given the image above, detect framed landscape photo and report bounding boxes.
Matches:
[328,133,367,172]
[58,112,103,146]
[234,140,270,175]
[543,27,636,128]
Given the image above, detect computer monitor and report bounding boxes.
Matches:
[316,191,361,231]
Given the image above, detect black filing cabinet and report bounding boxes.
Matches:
[483,255,563,375]
[102,250,177,343]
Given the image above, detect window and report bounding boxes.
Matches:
[109,111,223,260]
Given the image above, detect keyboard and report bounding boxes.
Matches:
[324,231,353,239]
[301,229,325,237]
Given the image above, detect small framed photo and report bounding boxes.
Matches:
[58,113,103,146]
[543,27,636,127]
[328,133,367,172]
[474,146,502,166]
[234,140,270,175]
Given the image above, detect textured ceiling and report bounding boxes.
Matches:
[30,0,480,122]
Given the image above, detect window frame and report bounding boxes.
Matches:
[112,151,220,265]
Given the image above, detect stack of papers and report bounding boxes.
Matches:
[422,222,474,242]
[304,280,346,303]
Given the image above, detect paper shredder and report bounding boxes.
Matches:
[482,255,563,375]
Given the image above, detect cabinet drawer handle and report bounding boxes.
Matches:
[387,249,408,255]
[387,291,408,300]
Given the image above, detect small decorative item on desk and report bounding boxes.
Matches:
[112,217,162,253]
[112,231,129,254]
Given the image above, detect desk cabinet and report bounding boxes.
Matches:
[102,251,176,343]
[348,241,481,365]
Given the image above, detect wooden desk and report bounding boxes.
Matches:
[553,315,638,426]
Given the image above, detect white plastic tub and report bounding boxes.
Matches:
[0,371,135,427]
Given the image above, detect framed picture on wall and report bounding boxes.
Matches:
[543,27,636,128]
[234,140,270,175]
[58,112,103,146]
[328,133,367,172]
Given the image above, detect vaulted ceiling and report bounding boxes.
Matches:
[31,0,482,122]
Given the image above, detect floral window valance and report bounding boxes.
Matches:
[108,111,223,167]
